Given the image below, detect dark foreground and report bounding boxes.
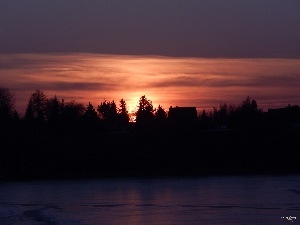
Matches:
[1,126,300,180]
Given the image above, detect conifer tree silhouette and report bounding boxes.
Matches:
[136,95,155,126]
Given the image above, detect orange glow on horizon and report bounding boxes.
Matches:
[1,53,300,116]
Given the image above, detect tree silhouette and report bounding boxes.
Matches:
[84,102,98,119]
[25,90,47,123]
[199,109,212,129]
[136,95,155,126]
[98,100,118,123]
[240,96,258,113]
[107,100,118,123]
[213,103,229,128]
[25,98,34,122]
[61,100,85,124]
[0,87,15,123]
[118,98,129,125]
[235,96,262,129]
[155,105,167,124]
[46,95,61,124]
[82,102,100,131]
[97,101,110,120]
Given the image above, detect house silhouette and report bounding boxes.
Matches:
[168,106,197,126]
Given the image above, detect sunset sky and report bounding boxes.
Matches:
[1,1,300,115]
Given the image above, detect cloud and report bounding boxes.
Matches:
[1,53,300,113]
[12,81,116,92]
[147,73,300,89]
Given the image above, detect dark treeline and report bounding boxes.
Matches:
[1,88,300,131]
[1,87,300,180]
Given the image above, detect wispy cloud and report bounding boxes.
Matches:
[13,81,116,91]
[1,53,300,113]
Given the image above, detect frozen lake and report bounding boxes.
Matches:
[0,175,299,224]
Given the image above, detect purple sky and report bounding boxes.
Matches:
[1,0,300,58]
